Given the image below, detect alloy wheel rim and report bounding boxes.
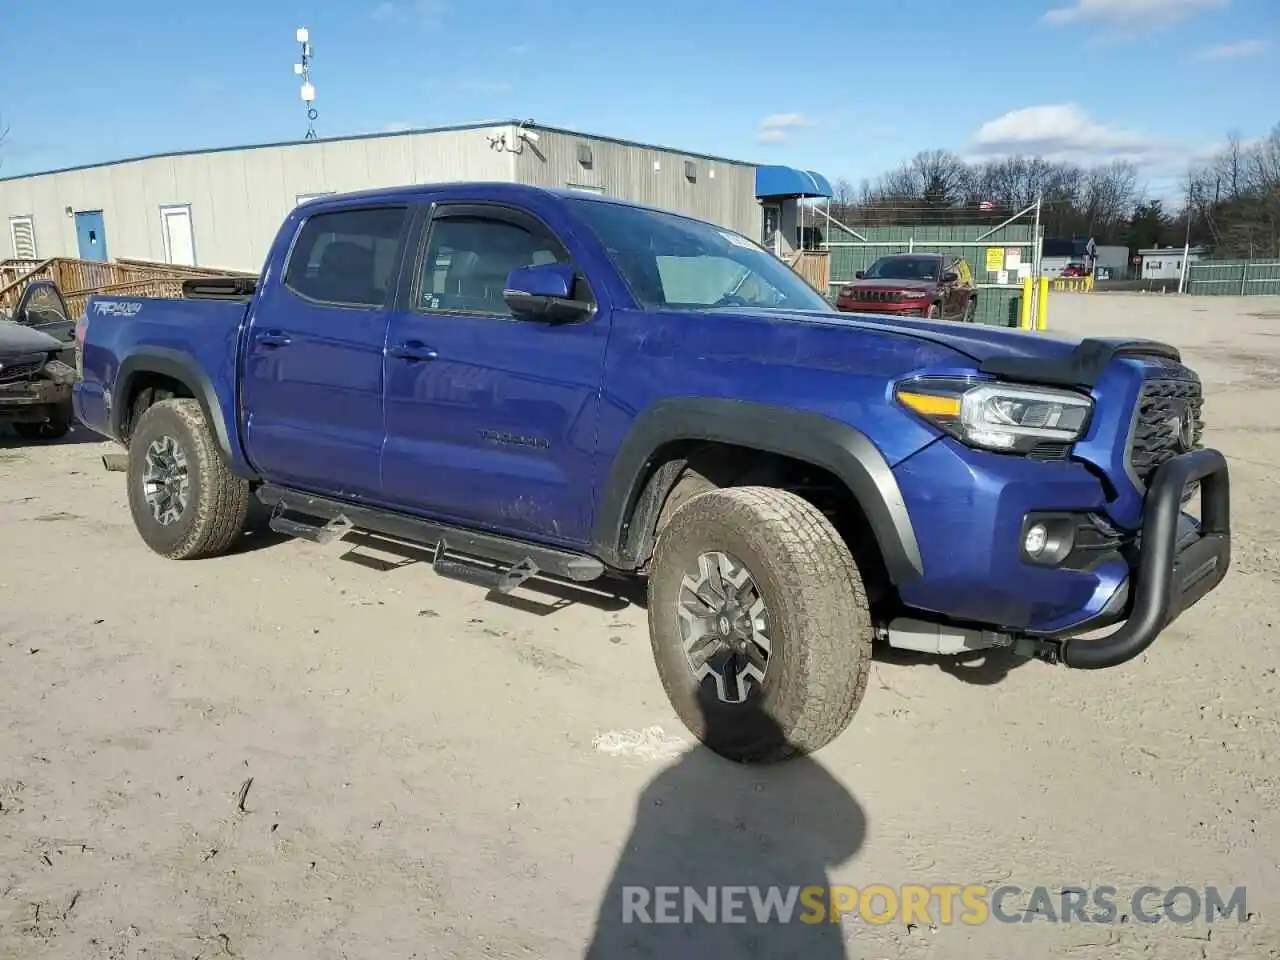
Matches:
[141,435,190,526]
[676,550,772,703]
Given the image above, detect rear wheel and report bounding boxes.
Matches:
[647,486,873,763]
[126,398,251,559]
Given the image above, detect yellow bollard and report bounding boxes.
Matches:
[1036,276,1049,330]
[1020,276,1034,330]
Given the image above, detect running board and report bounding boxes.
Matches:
[268,503,354,545]
[255,484,605,587]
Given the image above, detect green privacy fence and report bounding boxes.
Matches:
[1186,260,1280,296]
[822,221,1041,327]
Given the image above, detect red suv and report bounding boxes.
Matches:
[835,253,977,322]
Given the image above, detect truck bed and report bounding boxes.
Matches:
[75,296,248,444]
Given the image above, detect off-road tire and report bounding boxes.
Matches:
[126,398,251,560]
[647,486,873,763]
[927,303,942,320]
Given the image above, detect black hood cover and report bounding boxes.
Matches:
[0,320,63,358]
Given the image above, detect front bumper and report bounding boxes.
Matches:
[1031,447,1231,668]
[891,436,1231,655]
[0,375,73,423]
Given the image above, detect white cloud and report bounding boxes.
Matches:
[1042,0,1226,33]
[756,113,810,145]
[970,104,1158,163]
[965,103,1228,179]
[1193,38,1269,60]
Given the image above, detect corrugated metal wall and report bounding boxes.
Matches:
[825,221,1040,326]
[1186,260,1280,296]
[513,130,760,238]
[0,127,518,272]
[0,124,768,273]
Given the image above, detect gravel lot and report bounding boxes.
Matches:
[2,294,1278,959]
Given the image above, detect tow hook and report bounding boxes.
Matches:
[1013,635,1065,665]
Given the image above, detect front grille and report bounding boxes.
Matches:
[855,290,901,303]
[0,359,43,383]
[1128,377,1204,487]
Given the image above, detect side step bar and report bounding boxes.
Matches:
[255,484,605,592]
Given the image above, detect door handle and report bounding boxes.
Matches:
[256,331,292,348]
[389,341,438,362]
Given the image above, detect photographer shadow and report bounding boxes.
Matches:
[585,692,867,959]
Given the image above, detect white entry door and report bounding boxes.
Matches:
[160,204,197,266]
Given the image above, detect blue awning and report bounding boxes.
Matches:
[755,165,833,200]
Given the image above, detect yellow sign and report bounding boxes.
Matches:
[985,247,1004,272]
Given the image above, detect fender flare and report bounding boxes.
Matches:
[591,397,924,585]
[113,348,237,466]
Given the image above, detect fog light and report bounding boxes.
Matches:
[1024,523,1049,557]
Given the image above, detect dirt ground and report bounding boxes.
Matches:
[2,293,1279,959]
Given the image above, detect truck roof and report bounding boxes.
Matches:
[300,180,675,218]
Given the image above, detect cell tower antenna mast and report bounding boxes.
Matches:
[294,27,318,140]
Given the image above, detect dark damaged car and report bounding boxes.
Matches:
[0,280,78,440]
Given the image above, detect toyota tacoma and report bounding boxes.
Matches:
[73,183,1232,762]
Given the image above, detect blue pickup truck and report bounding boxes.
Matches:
[74,183,1231,762]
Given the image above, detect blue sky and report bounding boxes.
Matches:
[1,0,1276,198]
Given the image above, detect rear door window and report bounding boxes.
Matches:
[284,206,408,308]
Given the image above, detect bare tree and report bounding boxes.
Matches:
[826,120,1278,257]
[1186,123,1280,258]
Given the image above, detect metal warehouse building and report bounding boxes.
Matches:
[0,120,832,274]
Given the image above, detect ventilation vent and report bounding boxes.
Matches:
[9,217,36,259]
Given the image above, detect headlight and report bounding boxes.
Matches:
[895,377,1093,453]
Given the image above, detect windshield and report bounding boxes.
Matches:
[566,198,834,313]
[862,255,941,281]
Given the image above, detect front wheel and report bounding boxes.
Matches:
[927,303,941,320]
[646,486,873,763]
[126,398,251,560]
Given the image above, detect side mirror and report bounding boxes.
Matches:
[941,271,959,284]
[503,263,594,323]
[854,270,865,279]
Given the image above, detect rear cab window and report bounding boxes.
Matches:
[284,206,408,309]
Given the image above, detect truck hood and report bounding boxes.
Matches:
[734,307,1082,365]
[0,320,64,358]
